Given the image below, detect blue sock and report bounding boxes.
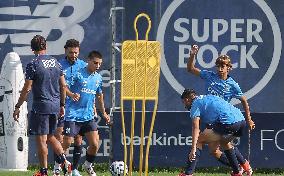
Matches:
[224,148,239,174]
[234,147,246,164]
[185,148,201,175]
[73,145,82,170]
[217,152,230,166]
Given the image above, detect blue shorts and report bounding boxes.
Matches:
[212,120,246,137]
[57,116,64,128]
[29,111,57,135]
[63,119,97,137]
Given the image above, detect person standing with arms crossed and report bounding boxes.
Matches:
[53,39,87,176]
[62,50,110,176]
[13,35,72,176]
[184,45,255,175]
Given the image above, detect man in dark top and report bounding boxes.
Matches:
[13,35,72,176]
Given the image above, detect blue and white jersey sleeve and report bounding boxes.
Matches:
[78,59,87,68]
[25,61,36,80]
[58,62,63,76]
[231,81,243,99]
[190,101,201,119]
[67,71,83,90]
[96,74,103,94]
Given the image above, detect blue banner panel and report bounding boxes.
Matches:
[250,113,284,168]
[123,0,284,112]
[112,112,284,168]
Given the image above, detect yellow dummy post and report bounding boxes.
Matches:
[120,13,161,176]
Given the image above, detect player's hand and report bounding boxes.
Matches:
[190,45,199,55]
[59,106,65,117]
[13,108,20,122]
[189,148,197,161]
[103,113,111,125]
[71,93,80,101]
[247,118,255,131]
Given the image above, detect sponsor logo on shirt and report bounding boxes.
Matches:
[81,88,96,95]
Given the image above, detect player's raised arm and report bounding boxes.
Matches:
[187,45,201,76]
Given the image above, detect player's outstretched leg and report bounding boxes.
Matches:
[224,148,242,176]
[234,147,253,176]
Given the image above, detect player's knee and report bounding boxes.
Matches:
[74,136,82,146]
[209,149,220,158]
[93,140,99,149]
[62,137,73,149]
[89,140,99,152]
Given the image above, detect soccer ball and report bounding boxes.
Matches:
[109,161,128,176]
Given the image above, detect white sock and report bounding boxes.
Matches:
[84,160,92,167]
[54,161,61,169]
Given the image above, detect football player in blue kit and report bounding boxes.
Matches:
[13,35,72,176]
[53,39,87,176]
[181,45,255,176]
[181,89,248,176]
[62,50,110,176]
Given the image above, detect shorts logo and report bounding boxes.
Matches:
[157,0,281,105]
[65,127,71,134]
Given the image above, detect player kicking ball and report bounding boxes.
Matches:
[179,89,252,176]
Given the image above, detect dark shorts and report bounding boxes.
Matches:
[206,123,213,129]
[212,120,246,137]
[63,119,98,137]
[29,111,57,135]
[57,117,64,128]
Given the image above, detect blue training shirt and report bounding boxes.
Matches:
[190,95,245,124]
[65,67,102,122]
[58,57,86,106]
[200,70,243,102]
[25,55,63,114]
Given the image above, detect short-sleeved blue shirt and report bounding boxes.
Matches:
[200,70,243,102]
[58,57,86,106]
[58,57,86,85]
[190,95,245,124]
[65,67,102,122]
[25,55,63,114]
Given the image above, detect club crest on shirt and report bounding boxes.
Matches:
[224,84,230,91]
[82,80,88,87]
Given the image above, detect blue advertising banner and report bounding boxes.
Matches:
[123,0,284,112]
[112,112,284,168]
[0,0,283,112]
